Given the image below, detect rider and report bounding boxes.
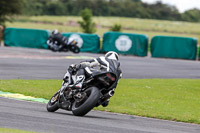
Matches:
[47,29,68,51]
[66,51,122,107]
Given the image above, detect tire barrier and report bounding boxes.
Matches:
[62,32,100,53]
[151,36,198,60]
[3,27,199,61]
[4,28,49,49]
[198,47,200,60]
[102,32,148,56]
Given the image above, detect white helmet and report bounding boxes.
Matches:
[52,29,58,35]
[105,51,119,61]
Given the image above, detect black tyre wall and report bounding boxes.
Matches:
[72,87,100,116]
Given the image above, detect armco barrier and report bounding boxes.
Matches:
[4,28,49,49]
[151,36,198,60]
[102,32,148,56]
[62,32,100,53]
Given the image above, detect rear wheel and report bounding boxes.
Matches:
[70,45,80,53]
[72,87,100,116]
[47,92,59,112]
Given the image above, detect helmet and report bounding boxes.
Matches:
[52,29,58,35]
[105,51,119,61]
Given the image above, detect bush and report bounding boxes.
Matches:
[78,8,96,34]
[110,24,122,32]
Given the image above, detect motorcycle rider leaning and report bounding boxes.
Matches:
[47,29,69,51]
[65,51,122,107]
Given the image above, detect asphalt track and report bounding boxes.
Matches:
[0,47,200,133]
[0,97,200,133]
[0,47,199,79]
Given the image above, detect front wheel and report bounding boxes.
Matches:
[47,92,59,112]
[72,87,100,116]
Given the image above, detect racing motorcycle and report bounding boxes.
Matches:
[47,38,80,53]
[46,67,118,116]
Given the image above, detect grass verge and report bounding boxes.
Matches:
[0,128,36,133]
[0,79,199,124]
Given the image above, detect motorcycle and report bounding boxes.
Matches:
[47,38,80,53]
[46,67,118,116]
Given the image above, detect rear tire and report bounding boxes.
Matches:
[47,92,59,112]
[70,45,80,53]
[72,87,100,116]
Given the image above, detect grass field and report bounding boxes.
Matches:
[0,79,200,124]
[6,16,200,41]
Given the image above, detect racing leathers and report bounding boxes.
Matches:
[47,32,68,51]
[74,56,122,89]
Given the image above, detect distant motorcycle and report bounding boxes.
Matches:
[61,39,80,53]
[46,66,118,116]
[47,34,80,53]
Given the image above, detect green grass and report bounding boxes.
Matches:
[0,128,36,133]
[0,79,200,124]
[6,22,82,33]
[6,16,200,40]
[15,16,200,34]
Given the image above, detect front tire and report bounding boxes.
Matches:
[47,92,59,112]
[72,87,100,116]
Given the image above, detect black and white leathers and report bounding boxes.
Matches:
[80,56,122,79]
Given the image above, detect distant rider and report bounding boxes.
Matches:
[47,29,68,51]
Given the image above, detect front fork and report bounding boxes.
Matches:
[57,85,71,110]
[59,70,72,94]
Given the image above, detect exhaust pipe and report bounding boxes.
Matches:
[103,90,115,100]
[109,90,114,97]
[95,90,115,107]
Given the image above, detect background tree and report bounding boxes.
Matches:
[44,1,66,15]
[182,9,200,22]
[22,0,46,16]
[142,1,181,20]
[78,8,96,34]
[0,0,23,26]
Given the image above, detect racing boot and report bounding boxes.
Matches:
[102,99,110,107]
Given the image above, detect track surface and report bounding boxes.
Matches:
[0,97,199,133]
[0,47,200,133]
[0,47,199,79]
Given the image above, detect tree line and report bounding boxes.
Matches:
[22,0,200,22]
